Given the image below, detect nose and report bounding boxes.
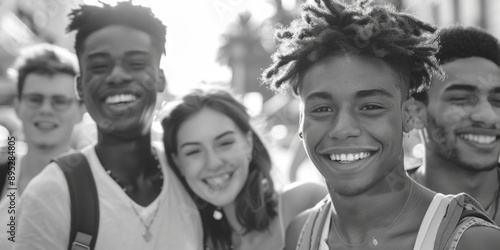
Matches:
[107,65,133,85]
[328,106,362,140]
[205,148,224,171]
[38,97,55,113]
[470,98,500,128]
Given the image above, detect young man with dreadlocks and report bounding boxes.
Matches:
[409,26,500,226]
[262,0,500,249]
[14,2,202,250]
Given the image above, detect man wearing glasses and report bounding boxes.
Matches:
[11,43,83,195]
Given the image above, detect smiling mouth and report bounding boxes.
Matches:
[328,151,373,163]
[34,121,58,129]
[459,134,498,145]
[105,93,138,105]
[203,171,234,189]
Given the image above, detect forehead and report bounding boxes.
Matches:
[81,25,156,60]
[177,108,240,143]
[300,55,402,101]
[429,57,500,96]
[23,73,76,97]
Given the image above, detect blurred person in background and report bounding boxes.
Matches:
[262,1,500,249]
[15,2,202,250]
[409,26,500,225]
[161,88,327,250]
[0,42,83,249]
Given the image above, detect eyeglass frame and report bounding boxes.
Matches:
[19,94,80,112]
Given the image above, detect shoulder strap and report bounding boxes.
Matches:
[296,197,331,250]
[53,152,99,250]
[434,193,495,250]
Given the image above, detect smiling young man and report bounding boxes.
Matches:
[14,2,202,250]
[263,1,500,249]
[409,26,500,225]
[0,44,82,250]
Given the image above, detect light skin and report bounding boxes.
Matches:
[76,25,166,206]
[15,73,82,193]
[412,57,500,225]
[173,107,327,249]
[286,54,500,249]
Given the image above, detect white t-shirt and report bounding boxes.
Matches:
[13,146,203,250]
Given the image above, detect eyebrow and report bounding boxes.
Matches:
[179,131,235,150]
[305,92,333,103]
[443,84,477,92]
[355,89,394,99]
[87,50,151,60]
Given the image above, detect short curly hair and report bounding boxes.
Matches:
[435,26,500,66]
[262,0,441,97]
[67,2,167,57]
[412,26,500,104]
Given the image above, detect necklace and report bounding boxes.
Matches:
[331,181,414,247]
[130,198,162,242]
[103,148,163,193]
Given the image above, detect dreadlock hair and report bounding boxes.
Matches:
[66,1,166,57]
[412,26,500,104]
[262,0,441,98]
[12,43,79,99]
[161,88,278,250]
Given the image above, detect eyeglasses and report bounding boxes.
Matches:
[20,94,78,111]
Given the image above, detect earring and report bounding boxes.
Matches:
[261,178,269,191]
[213,207,223,220]
[73,75,82,100]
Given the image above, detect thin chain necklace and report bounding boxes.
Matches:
[102,148,164,241]
[331,181,414,247]
[130,198,162,242]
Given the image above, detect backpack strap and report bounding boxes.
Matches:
[434,193,496,250]
[296,197,331,250]
[53,152,99,250]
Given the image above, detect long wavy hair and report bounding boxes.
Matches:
[161,88,277,249]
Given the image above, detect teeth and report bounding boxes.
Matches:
[204,173,231,189]
[459,134,496,144]
[329,152,372,162]
[105,94,137,104]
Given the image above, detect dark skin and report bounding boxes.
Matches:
[76,25,166,206]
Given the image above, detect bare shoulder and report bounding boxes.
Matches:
[456,225,500,250]
[281,181,327,225]
[285,209,312,250]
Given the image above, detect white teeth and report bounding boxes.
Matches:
[204,173,231,189]
[329,152,372,163]
[105,94,137,104]
[460,134,496,144]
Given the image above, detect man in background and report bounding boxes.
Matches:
[410,26,500,225]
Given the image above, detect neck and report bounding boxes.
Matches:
[95,132,155,181]
[421,151,499,206]
[328,166,420,245]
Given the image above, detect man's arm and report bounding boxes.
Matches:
[456,225,500,250]
[14,164,70,250]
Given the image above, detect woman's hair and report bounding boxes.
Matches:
[261,0,442,97]
[161,88,277,249]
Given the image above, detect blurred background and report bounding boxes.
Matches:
[0,0,499,188]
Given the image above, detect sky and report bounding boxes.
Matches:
[83,0,295,96]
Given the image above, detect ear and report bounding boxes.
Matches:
[75,75,84,100]
[408,99,427,130]
[157,70,166,92]
[402,97,415,133]
[14,98,20,118]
